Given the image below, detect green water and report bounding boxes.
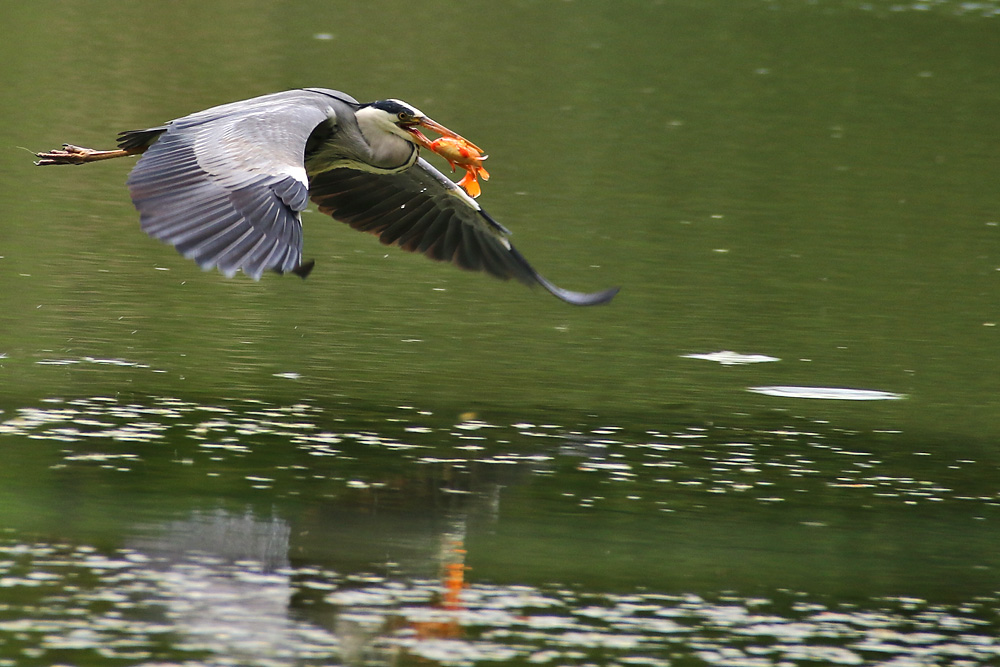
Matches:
[2,1,1000,665]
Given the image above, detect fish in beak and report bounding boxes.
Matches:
[404,118,489,198]
[404,117,482,152]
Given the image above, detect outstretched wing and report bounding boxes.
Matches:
[125,89,356,279]
[309,158,619,306]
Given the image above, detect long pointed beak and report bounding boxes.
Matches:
[406,117,483,153]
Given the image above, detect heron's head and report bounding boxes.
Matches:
[361,99,472,152]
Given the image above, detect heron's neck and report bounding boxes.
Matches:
[305,108,419,178]
[355,109,418,171]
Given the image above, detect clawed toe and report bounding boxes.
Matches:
[35,145,95,166]
[34,144,140,166]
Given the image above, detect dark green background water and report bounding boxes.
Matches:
[2,1,1000,665]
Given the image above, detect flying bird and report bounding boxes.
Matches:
[36,88,619,306]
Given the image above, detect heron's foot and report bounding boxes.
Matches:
[35,144,133,166]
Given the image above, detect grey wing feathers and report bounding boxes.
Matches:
[310,158,537,285]
[310,158,619,305]
[124,90,347,279]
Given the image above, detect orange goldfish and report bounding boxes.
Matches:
[428,137,490,198]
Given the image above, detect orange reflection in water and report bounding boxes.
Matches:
[411,543,468,640]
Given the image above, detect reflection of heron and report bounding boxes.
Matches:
[127,509,320,663]
[36,89,619,306]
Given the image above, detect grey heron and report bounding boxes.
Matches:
[36,88,619,306]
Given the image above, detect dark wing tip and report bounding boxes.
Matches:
[290,259,315,279]
[538,279,621,306]
[506,245,619,306]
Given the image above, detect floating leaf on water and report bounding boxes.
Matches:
[748,386,906,401]
[682,351,780,365]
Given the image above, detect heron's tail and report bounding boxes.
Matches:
[117,126,168,152]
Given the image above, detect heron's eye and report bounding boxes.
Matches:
[397,112,409,121]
